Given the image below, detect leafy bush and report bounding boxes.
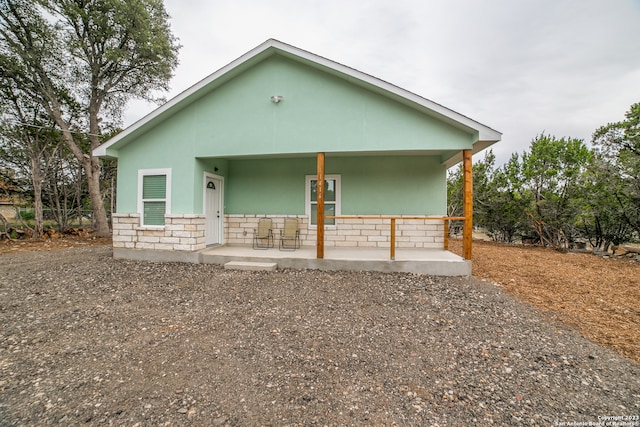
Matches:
[19,209,35,221]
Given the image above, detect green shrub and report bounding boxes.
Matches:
[20,210,35,221]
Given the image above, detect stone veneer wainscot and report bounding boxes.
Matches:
[224,214,444,249]
[112,213,206,251]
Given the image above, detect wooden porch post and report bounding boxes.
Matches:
[390,218,396,260]
[443,219,449,251]
[317,152,325,259]
[463,149,473,260]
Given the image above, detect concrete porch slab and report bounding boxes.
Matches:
[111,245,471,276]
[201,245,471,276]
[224,261,278,271]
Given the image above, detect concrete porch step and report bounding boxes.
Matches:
[224,261,278,271]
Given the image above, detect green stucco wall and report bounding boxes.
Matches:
[114,54,468,215]
[225,157,311,214]
[116,155,446,216]
[224,156,446,215]
[184,56,475,157]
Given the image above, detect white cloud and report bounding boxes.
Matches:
[124,0,640,165]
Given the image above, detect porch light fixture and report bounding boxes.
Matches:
[270,95,283,104]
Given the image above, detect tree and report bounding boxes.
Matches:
[0,122,62,238]
[0,73,65,237]
[520,134,591,248]
[465,150,530,243]
[44,143,85,230]
[592,102,640,236]
[446,164,463,235]
[0,0,180,236]
[577,153,633,251]
[470,150,523,242]
[468,151,506,240]
[447,150,528,242]
[483,153,529,243]
[448,124,637,250]
[446,152,494,237]
[471,150,496,229]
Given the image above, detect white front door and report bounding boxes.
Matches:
[205,175,223,246]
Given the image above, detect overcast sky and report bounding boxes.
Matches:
[124,0,640,166]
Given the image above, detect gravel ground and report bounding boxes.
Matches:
[1,246,639,426]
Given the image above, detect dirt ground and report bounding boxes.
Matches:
[2,234,638,365]
[1,235,639,426]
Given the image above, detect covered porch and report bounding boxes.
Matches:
[198,148,473,276]
[222,148,470,275]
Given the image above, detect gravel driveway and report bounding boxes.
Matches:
[1,246,639,426]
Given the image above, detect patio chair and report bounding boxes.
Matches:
[253,218,274,249]
[279,218,300,251]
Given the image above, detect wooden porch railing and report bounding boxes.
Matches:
[325,215,467,260]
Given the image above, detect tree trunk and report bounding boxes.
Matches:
[87,100,110,237]
[0,212,12,240]
[29,156,44,238]
[47,161,64,230]
[51,115,110,237]
[83,155,110,236]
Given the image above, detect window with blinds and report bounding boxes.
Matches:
[140,173,168,226]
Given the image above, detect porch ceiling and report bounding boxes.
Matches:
[196,149,456,161]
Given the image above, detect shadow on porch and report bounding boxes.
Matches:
[199,245,470,276]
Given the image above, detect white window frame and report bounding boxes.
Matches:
[137,168,171,228]
[305,174,341,229]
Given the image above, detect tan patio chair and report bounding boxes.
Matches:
[253,218,274,249]
[279,218,300,250]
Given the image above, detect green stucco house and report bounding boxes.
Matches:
[95,39,501,269]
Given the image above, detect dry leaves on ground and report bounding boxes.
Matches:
[0,234,112,253]
[450,239,640,364]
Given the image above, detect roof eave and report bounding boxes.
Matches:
[441,136,502,169]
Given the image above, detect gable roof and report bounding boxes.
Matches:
[95,39,501,164]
